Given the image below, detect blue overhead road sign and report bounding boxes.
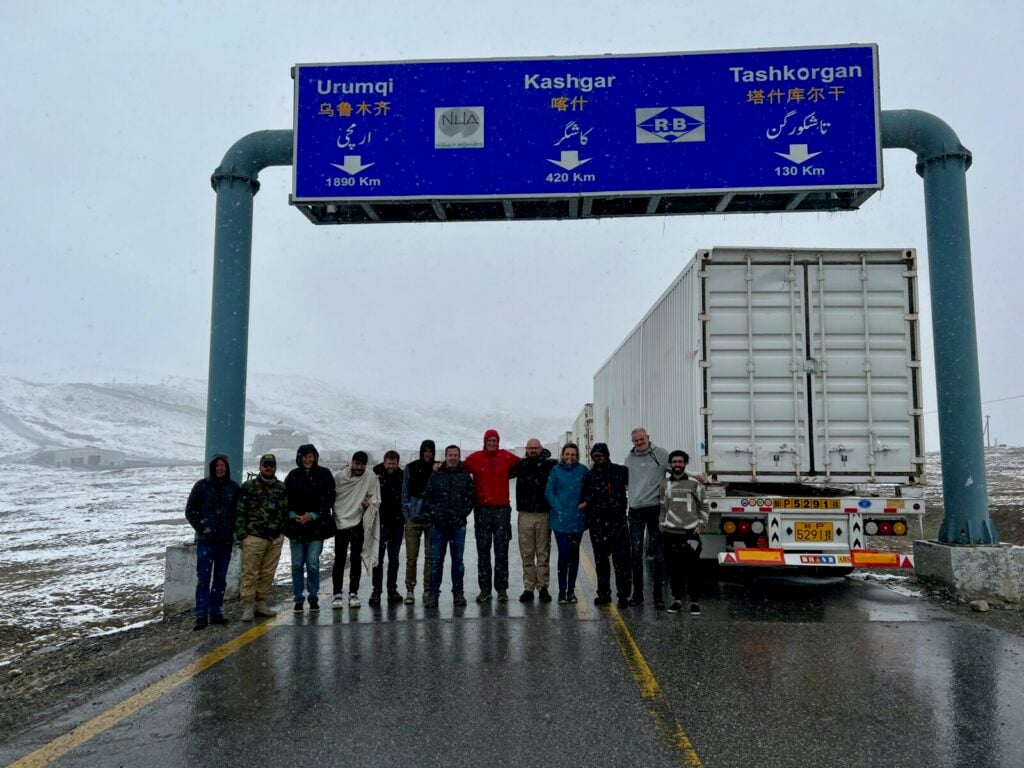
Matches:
[291,45,881,216]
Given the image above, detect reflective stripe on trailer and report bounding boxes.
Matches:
[718,550,914,568]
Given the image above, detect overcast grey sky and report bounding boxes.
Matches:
[1,1,1022,447]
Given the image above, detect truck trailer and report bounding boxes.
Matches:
[593,247,924,571]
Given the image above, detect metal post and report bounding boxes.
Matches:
[205,130,293,480]
[881,110,998,544]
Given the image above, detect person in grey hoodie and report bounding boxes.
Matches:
[623,427,669,609]
[659,450,707,616]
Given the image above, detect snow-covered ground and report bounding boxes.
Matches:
[0,465,205,663]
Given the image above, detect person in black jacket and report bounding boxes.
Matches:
[371,450,405,605]
[510,438,556,603]
[284,444,336,613]
[185,454,240,630]
[400,439,436,604]
[579,443,632,608]
[422,445,475,608]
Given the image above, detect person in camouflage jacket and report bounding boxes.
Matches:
[235,453,289,621]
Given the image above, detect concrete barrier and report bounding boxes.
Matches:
[914,540,1024,605]
[164,542,243,613]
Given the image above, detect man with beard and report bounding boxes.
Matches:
[579,443,631,609]
[371,450,405,605]
[331,451,380,609]
[185,454,239,629]
[422,445,476,608]
[660,450,707,616]
[510,438,556,603]
[401,440,436,605]
[235,454,288,622]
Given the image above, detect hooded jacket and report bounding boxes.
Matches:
[463,429,520,507]
[401,440,436,523]
[624,443,669,508]
[545,461,589,534]
[284,444,337,542]
[422,461,476,529]
[579,459,629,526]
[185,454,240,545]
[510,448,556,514]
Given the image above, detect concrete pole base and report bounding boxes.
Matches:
[164,542,243,614]
[913,540,1024,606]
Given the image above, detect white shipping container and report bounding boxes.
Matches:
[594,247,924,485]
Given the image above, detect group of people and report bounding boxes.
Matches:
[184,427,708,630]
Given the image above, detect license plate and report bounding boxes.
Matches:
[773,498,841,510]
[794,521,834,542]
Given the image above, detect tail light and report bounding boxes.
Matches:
[738,520,751,534]
[751,520,765,534]
[865,518,908,536]
[756,536,768,549]
[722,519,737,534]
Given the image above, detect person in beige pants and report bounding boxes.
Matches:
[235,453,289,621]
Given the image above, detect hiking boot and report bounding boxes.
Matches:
[594,595,612,606]
[254,601,277,617]
[497,590,508,603]
[209,614,227,625]
[388,590,404,604]
[349,594,361,608]
[538,587,552,603]
[453,591,468,607]
[667,601,683,614]
[293,601,305,614]
[241,603,255,622]
[369,591,382,606]
[690,602,702,616]
[192,617,208,631]
[617,597,630,609]
[558,591,568,605]
[476,592,492,604]
[424,594,439,608]
[404,593,415,605]
[567,593,578,604]
[308,598,320,612]
[519,590,534,603]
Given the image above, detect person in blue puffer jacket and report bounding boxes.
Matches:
[545,443,589,604]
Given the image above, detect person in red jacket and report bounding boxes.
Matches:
[463,429,520,603]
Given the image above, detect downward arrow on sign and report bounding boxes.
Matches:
[330,155,375,175]
[774,144,822,164]
[547,150,592,171]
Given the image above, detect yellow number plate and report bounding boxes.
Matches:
[794,521,835,542]
[773,498,841,510]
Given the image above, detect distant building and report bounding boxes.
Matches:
[49,447,126,469]
[250,427,310,461]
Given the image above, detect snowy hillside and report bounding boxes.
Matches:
[0,374,572,462]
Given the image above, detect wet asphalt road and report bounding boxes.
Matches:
[5,529,1024,768]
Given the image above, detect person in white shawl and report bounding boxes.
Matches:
[330,451,381,608]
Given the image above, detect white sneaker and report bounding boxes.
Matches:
[331,594,344,609]
[349,594,361,608]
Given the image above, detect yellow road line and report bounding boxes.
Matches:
[9,615,285,768]
[578,549,704,768]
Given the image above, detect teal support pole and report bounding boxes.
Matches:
[205,130,293,481]
[881,109,997,544]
